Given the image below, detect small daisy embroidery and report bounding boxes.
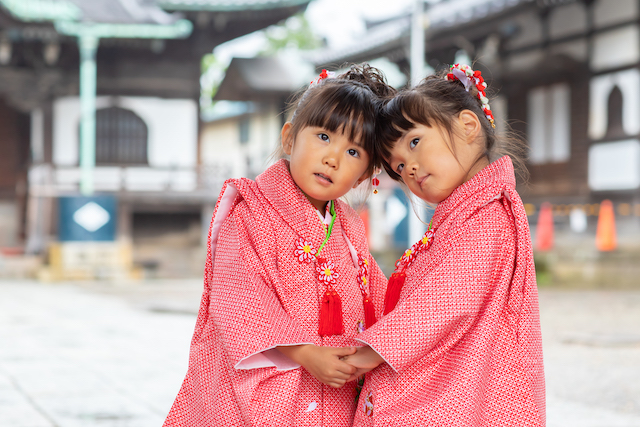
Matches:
[295,238,316,263]
[316,259,338,285]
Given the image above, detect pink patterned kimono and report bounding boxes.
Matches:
[353,156,545,426]
[163,160,387,427]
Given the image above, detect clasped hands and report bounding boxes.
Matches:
[277,344,384,389]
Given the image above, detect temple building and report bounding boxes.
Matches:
[306,0,640,250]
[0,0,310,278]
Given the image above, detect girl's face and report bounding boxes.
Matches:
[387,111,487,204]
[282,123,370,212]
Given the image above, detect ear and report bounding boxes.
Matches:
[458,110,481,144]
[352,171,370,188]
[281,122,294,155]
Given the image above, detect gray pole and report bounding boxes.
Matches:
[408,0,428,245]
[410,0,425,87]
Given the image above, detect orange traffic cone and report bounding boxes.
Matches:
[596,200,617,251]
[536,202,554,251]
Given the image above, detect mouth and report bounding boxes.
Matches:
[417,174,429,186]
[315,173,333,184]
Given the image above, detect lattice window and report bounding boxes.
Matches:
[94,107,148,165]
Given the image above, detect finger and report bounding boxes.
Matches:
[328,368,351,379]
[335,361,357,375]
[333,346,357,357]
[328,379,346,389]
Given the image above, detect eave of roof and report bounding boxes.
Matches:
[157,0,311,12]
[0,0,81,22]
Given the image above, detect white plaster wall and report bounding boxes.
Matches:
[52,96,198,168]
[200,119,247,179]
[594,0,638,28]
[589,140,640,190]
[117,97,198,168]
[591,26,640,72]
[248,105,281,174]
[53,97,79,166]
[549,3,587,40]
[589,69,640,140]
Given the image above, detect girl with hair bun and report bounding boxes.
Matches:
[163,64,394,427]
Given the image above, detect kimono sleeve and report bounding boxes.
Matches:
[356,202,517,372]
[209,203,313,371]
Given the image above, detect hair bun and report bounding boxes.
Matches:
[339,63,397,99]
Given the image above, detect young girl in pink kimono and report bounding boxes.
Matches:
[162,65,394,427]
[342,64,546,426]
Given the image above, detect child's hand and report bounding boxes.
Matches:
[277,345,357,388]
[341,346,384,382]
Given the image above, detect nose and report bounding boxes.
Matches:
[323,148,339,169]
[407,161,418,176]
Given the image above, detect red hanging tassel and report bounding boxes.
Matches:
[331,290,344,335]
[383,271,406,315]
[318,288,344,336]
[318,289,334,336]
[363,296,377,328]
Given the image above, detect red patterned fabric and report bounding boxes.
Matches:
[163,160,387,427]
[354,156,545,426]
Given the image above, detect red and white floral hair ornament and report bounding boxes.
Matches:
[310,69,335,87]
[445,63,495,129]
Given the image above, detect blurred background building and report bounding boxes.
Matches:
[1,0,638,286]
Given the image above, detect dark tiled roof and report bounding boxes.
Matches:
[309,0,535,66]
[157,0,311,12]
[0,0,311,25]
[214,56,312,101]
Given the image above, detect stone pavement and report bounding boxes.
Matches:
[1,279,639,427]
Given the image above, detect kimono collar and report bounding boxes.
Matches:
[256,159,334,241]
[431,156,517,230]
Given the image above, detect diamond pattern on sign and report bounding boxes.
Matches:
[73,202,110,232]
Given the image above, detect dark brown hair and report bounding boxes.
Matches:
[376,69,528,182]
[286,63,396,175]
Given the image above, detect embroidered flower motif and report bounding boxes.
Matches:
[358,256,369,268]
[358,255,369,278]
[396,244,417,268]
[416,228,435,251]
[295,238,316,263]
[394,221,435,273]
[356,320,366,333]
[364,391,374,416]
[316,259,338,285]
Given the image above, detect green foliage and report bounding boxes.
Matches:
[200,13,322,107]
[260,13,323,55]
[200,53,227,107]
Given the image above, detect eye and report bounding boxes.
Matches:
[396,163,404,174]
[318,133,330,142]
[409,138,419,149]
[347,148,360,158]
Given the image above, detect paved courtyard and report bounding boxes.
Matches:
[1,279,639,427]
